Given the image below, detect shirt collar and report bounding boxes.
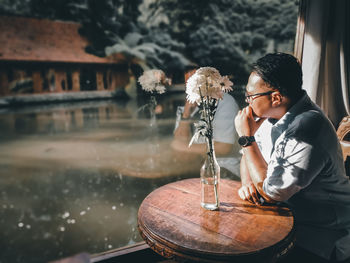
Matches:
[268,90,312,134]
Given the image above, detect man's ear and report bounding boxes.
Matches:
[271,92,283,107]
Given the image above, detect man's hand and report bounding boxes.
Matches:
[238,182,262,205]
[170,138,188,152]
[234,106,265,136]
[182,100,198,119]
[173,120,192,138]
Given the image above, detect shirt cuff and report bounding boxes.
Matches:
[173,106,185,133]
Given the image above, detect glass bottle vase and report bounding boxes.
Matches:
[200,140,220,210]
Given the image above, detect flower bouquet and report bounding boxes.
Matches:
[185,67,233,210]
[138,69,172,126]
[138,69,172,169]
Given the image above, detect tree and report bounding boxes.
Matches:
[140,0,298,84]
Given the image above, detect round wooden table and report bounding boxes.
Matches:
[138,178,295,263]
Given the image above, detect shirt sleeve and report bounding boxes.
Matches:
[213,94,239,144]
[263,137,327,201]
[173,106,184,133]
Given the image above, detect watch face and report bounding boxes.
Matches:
[238,136,248,146]
[238,136,255,147]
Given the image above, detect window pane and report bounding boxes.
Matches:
[0,1,300,262]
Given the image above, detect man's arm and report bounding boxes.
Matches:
[172,100,234,156]
[241,142,276,203]
[238,155,261,204]
[235,106,276,203]
[172,121,233,156]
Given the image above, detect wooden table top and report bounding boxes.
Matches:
[138,178,295,263]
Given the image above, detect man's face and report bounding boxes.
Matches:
[245,72,275,118]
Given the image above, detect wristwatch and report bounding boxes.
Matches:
[238,136,255,147]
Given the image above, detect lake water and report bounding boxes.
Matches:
[0,94,240,263]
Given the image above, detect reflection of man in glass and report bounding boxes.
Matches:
[235,52,350,262]
[171,68,241,180]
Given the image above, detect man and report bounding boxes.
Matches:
[235,52,350,262]
[171,69,241,179]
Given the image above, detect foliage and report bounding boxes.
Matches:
[143,0,299,83]
[104,31,192,74]
[76,0,192,77]
[75,0,143,57]
[0,0,32,16]
[188,24,248,79]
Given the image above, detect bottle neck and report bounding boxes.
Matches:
[205,137,216,160]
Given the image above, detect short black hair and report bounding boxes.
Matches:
[252,53,303,102]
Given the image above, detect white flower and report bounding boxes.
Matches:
[196,67,221,79]
[185,73,202,104]
[185,67,233,104]
[138,69,171,94]
[219,75,234,92]
[186,67,234,151]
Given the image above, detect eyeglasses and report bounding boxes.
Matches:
[245,91,274,103]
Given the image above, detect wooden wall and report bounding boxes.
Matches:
[0,62,130,96]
